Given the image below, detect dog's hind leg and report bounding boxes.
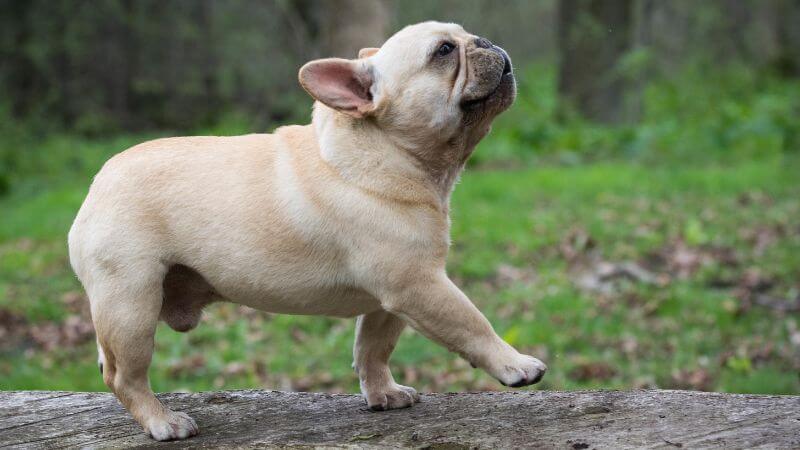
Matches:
[90,260,198,441]
[354,310,420,411]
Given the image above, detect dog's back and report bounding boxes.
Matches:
[69,133,280,283]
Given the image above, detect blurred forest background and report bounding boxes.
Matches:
[1,0,799,395]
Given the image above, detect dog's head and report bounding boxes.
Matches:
[299,21,515,153]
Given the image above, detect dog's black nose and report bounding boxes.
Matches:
[475,37,493,49]
[501,52,512,75]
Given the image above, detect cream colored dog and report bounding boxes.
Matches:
[68,21,546,441]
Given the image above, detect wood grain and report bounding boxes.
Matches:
[1,390,798,448]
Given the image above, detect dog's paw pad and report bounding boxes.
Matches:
[365,384,420,411]
[147,411,198,441]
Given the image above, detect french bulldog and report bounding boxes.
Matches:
[68,21,546,441]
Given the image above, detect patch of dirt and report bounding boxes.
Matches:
[574,260,661,294]
[60,290,90,316]
[492,264,537,288]
[569,361,617,382]
[559,227,797,317]
[167,354,207,378]
[561,227,663,295]
[642,239,739,281]
[669,368,714,391]
[29,315,94,351]
[739,224,787,256]
[0,309,29,351]
[1,309,94,353]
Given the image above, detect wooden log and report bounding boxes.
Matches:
[1,389,798,448]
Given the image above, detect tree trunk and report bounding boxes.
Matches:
[773,0,800,76]
[321,0,389,58]
[2,390,799,448]
[557,0,637,124]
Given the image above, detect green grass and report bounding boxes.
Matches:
[1,62,798,394]
[2,142,798,394]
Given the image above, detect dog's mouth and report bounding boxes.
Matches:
[460,52,513,110]
[461,75,509,109]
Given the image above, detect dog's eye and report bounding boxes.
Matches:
[436,42,456,57]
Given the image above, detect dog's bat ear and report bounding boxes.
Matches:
[298,58,375,119]
[358,47,379,59]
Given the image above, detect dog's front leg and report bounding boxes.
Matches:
[353,311,420,410]
[380,273,546,387]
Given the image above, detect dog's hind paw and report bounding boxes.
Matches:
[146,411,198,441]
[363,383,420,411]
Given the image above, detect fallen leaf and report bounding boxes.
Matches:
[560,227,596,263]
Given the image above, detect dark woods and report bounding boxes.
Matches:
[0,0,798,133]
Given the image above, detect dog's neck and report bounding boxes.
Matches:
[312,104,478,210]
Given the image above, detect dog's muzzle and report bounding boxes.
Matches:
[474,37,512,76]
[461,37,515,111]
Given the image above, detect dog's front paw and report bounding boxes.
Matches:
[146,411,198,441]
[362,383,420,411]
[492,353,547,388]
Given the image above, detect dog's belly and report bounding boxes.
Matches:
[222,283,383,318]
[168,227,384,318]
[182,261,382,318]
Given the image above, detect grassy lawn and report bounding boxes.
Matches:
[2,138,798,395]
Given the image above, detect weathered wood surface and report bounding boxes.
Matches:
[0,389,798,449]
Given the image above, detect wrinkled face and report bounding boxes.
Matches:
[371,21,515,143]
[299,22,515,151]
